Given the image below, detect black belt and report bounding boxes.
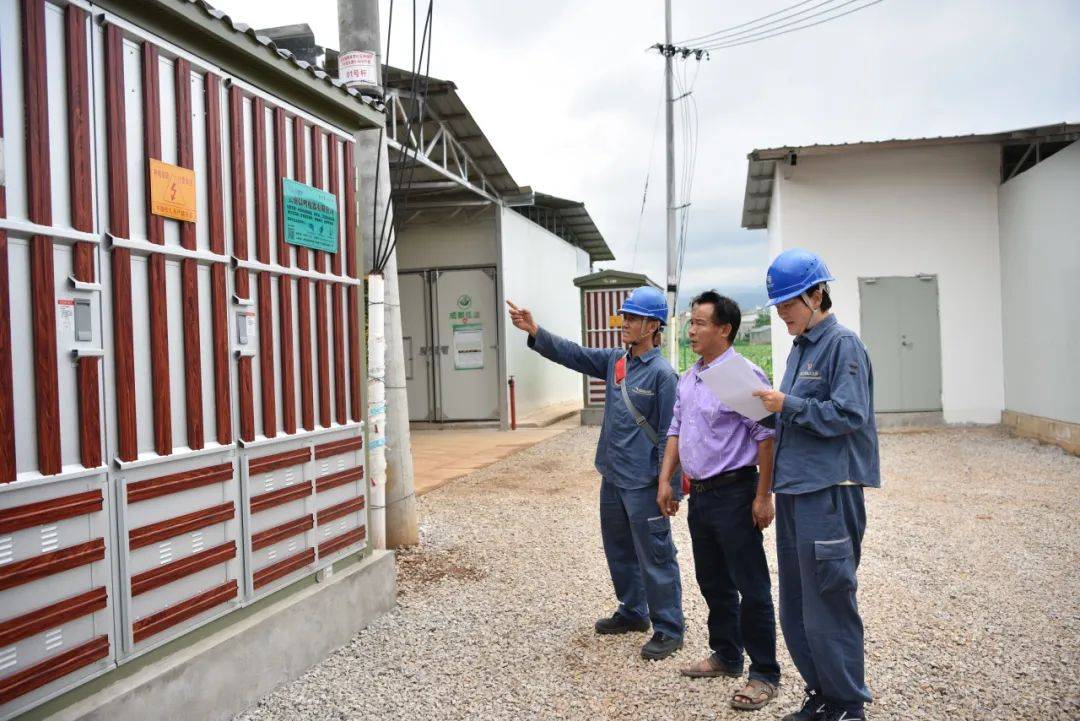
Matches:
[689,465,758,494]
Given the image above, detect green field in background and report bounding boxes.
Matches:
[677,339,773,383]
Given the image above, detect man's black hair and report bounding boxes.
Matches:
[817,283,833,311]
[691,290,741,343]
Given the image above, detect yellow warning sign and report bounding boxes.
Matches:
[608,314,624,328]
[149,158,197,222]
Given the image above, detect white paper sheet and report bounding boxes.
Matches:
[697,354,772,421]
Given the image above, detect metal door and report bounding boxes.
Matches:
[0,2,116,716]
[91,13,245,660]
[859,275,943,413]
[432,268,499,421]
[399,271,434,421]
[219,47,366,599]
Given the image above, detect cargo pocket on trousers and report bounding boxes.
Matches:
[814,537,855,595]
[647,516,675,564]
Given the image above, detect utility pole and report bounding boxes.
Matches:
[663,0,677,370]
[653,9,708,372]
[339,0,419,549]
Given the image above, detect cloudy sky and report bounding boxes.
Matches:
[221,0,1080,309]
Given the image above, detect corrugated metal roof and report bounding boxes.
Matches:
[741,122,1080,229]
[383,65,521,197]
[529,193,614,263]
[381,68,614,263]
[183,0,385,113]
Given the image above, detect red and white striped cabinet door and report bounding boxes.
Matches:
[230,83,367,598]
[90,14,242,658]
[0,1,114,716]
[581,288,630,407]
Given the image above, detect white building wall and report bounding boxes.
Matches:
[500,207,588,417]
[396,210,498,270]
[767,143,1005,423]
[998,141,1080,424]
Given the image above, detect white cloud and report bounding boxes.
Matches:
[219,0,1080,297]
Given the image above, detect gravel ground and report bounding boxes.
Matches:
[237,426,1080,721]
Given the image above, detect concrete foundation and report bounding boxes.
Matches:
[581,406,604,426]
[1002,410,1079,456]
[875,411,946,430]
[34,551,395,721]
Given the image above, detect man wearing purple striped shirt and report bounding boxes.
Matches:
[658,291,781,712]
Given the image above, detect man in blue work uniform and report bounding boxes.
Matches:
[506,287,684,660]
[753,249,881,721]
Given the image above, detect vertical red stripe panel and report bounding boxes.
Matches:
[310,127,330,426]
[205,73,231,445]
[343,142,358,279]
[310,127,326,273]
[252,98,276,438]
[0,49,14,481]
[176,58,203,450]
[328,143,346,424]
[22,0,62,475]
[273,108,289,266]
[328,140,342,275]
[315,281,330,427]
[332,286,346,425]
[297,283,313,430]
[343,142,362,421]
[66,6,101,468]
[142,43,172,455]
[105,24,136,461]
[293,118,314,430]
[229,86,254,442]
[274,108,295,434]
[292,119,309,270]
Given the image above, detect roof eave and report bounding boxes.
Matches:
[95,0,384,132]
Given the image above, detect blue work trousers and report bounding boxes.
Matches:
[776,485,871,715]
[599,479,684,639]
[688,476,780,685]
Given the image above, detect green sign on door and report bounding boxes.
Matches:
[282,178,338,253]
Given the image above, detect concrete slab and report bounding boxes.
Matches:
[35,551,395,721]
[412,416,578,496]
[514,399,583,428]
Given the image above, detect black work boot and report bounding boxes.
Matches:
[820,708,866,721]
[594,613,649,635]
[640,631,683,660]
[781,690,827,721]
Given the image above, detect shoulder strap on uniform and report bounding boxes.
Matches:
[618,351,660,445]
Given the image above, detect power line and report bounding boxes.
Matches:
[376,0,434,271]
[631,91,663,272]
[676,0,830,45]
[374,0,433,271]
[702,0,886,51]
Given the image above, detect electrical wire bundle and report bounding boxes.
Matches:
[371,0,435,273]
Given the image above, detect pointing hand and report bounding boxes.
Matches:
[506,300,539,337]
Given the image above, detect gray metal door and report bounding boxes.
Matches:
[859,276,943,413]
[433,268,499,421]
[399,272,434,421]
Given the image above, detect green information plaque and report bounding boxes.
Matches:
[282,178,338,253]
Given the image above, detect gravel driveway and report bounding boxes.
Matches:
[237,426,1080,721]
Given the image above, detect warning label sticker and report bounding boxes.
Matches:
[149,158,197,222]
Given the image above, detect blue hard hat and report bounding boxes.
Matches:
[765,249,835,306]
[618,286,668,326]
